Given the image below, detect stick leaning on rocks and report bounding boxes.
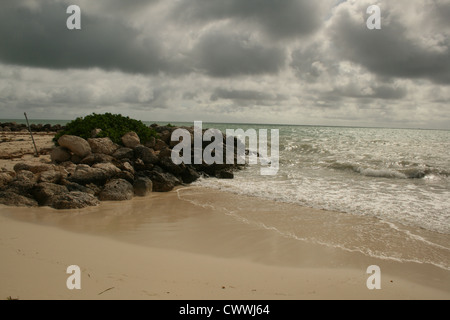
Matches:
[24,112,39,157]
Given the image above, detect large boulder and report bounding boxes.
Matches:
[146,171,180,192]
[134,146,158,165]
[69,163,120,186]
[133,177,153,197]
[38,169,64,184]
[58,135,91,158]
[32,182,69,206]
[112,147,134,160]
[8,170,37,197]
[0,172,14,189]
[180,165,200,184]
[87,138,119,155]
[121,132,140,149]
[99,179,134,201]
[0,191,38,207]
[14,162,56,174]
[63,181,97,195]
[92,163,122,177]
[159,130,172,144]
[159,155,185,175]
[80,153,114,166]
[144,136,156,149]
[50,192,100,209]
[154,139,168,151]
[51,146,72,163]
[217,169,234,179]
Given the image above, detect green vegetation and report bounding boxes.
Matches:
[54,113,158,145]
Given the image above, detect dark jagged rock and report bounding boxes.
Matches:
[0,191,38,207]
[112,147,134,160]
[63,181,97,195]
[80,153,115,166]
[216,169,234,179]
[154,139,168,151]
[14,162,56,174]
[0,172,14,189]
[145,171,180,192]
[180,165,200,184]
[159,156,186,176]
[32,182,69,206]
[69,163,120,186]
[51,146,72,163]
[50,191,99,209]
[133,177,153,197]
[99,179,134,201]
[8,170,37,197]
[38,169,64,184]
[134,145,158,165]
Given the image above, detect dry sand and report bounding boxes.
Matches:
[1,191,449,300]
[0,132,54,171]
[0,132,449,300]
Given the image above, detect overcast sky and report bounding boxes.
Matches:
[0,0,449,129]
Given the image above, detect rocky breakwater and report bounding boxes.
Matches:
[0,121,64,133]
[0,125,242,209]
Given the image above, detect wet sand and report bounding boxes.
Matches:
[1,187,449,300]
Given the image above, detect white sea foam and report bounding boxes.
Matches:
[190,125,450,269]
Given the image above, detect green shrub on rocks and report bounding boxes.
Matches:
[54,113,158,145]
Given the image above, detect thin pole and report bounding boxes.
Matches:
[24,112,39,157]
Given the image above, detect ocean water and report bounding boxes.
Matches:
[190,124,450,269]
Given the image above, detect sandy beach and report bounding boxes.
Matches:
[0,188,449,300]
[0,132,54,171]
[0,132,449,300]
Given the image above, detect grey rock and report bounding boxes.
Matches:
[121,132,140,148]
[147,171,180,192]
[143,136,156,148]
[112,147,134,160]
[80,153,114,166]
[99,179,134,201]
[181,166,200,184]
[134,145,158,165]
[133,177,153,197]
[154,139,168,151]
[58,135,92,158]
[217,169,234,179]
[32,182,69,206]
[51,146,72,163]
[0,191,38,207]
[69,163,119,186]
[0,172,14,188]
[87,137,119,155]
[50,192,99,209]
[38,169,64,184]
[14,162,56,174]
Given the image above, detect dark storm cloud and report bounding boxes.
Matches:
[0,0,166,74]
[171,0,325,39]
[192,30,286,77]
[330,8,450,84]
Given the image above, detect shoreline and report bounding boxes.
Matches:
[1,186,449,300]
